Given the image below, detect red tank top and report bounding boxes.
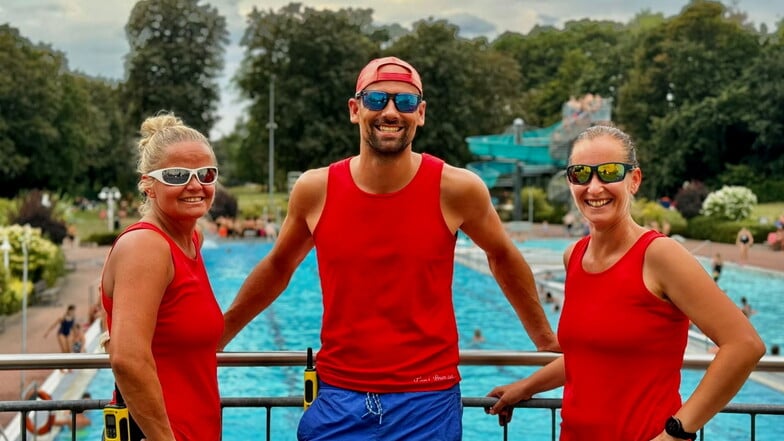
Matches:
[558,230,688,440]
[312,154,459,392]
[102,222,223,440]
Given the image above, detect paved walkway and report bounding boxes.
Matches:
[0,225,780,429]
[0,244,108,428]
[679,237,784,272]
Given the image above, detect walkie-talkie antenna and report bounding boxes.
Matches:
[304,347,318,410]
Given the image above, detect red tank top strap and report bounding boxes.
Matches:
[636,229,665,246]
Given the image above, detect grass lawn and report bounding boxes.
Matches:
[68,209,137,241]
[226,184,289,220]
[752,203,784,223]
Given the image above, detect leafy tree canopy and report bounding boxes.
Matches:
[123,0,229,136]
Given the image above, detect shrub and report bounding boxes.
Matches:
[685,216,774,243]
[11,190,68,244]
[0,225,64,314]
[673,181,709,219]
[209,184,238,220]
[749,179,784,203]
[11,225,63,284]
[2,279,30,315]
[700,186,757,221]
[83,232,120,246]
[717,164,759,188]
[0,198,13,225]
[521,187,557,222]
[0,268,12,315]
[493,187,565,223]
[632,199,687,235]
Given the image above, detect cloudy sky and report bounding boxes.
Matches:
[2,0,780,138]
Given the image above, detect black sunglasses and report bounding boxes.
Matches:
[146,167,219,186]
[566,162,636,185]
[355,91,422,113]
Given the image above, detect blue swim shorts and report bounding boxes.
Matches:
[297,381,462,441]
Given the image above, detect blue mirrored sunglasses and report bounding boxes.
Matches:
[146,167,219,186]
[355,91,422,113]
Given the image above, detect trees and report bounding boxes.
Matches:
[1,2,783,205]
[493,19,625,128]
[232,6,526,182]
[0,25,64,196]
[232,4,378,184]
[737,42,784,178]
[0,25,134,197]
[123,0,228,136]
[387,19,523,165]
[615,1,761,198]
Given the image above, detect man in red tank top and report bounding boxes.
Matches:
[221,56,560,441]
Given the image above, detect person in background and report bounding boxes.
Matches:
[736,227,754,265]
[711,253,723,282]
[661,219,671,237]
[562,212,576,236]
[220,56,559,441]
[44,304,76,353]
[101,113,223,441]
[70,322,85,353]
[54,392,93,429]
[740,296,756,318]
[472,328,486,344]
[486,124,764,440]
[88,294,106,331]
[65,224,79,248]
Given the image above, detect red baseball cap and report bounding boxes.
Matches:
[355,57,423,94]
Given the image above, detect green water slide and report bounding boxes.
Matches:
[465,97,613,190]
[465,123,562,188]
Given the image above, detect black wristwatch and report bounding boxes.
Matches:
[665,416,697,440]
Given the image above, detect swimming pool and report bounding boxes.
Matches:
[58,238,784,440]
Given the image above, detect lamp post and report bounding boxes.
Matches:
[513,161,523,222]
[98,186,121,231]
[20,224,30,397]
[512,118,526,222]
[513,118,525,145]
[0,233,10,271]
[266,75,277,216]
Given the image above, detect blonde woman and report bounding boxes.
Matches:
[101,113,223,441]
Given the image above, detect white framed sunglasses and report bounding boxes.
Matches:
[146,167,219,186]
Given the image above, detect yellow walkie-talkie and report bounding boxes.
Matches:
[104,384,131,441]
[303,347,318,410]
[103,404,130,441]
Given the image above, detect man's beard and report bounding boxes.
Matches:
[365,120,415,157]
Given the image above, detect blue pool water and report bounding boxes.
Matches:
[59,238,784,440]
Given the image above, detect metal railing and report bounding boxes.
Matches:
[1,351,784,441]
